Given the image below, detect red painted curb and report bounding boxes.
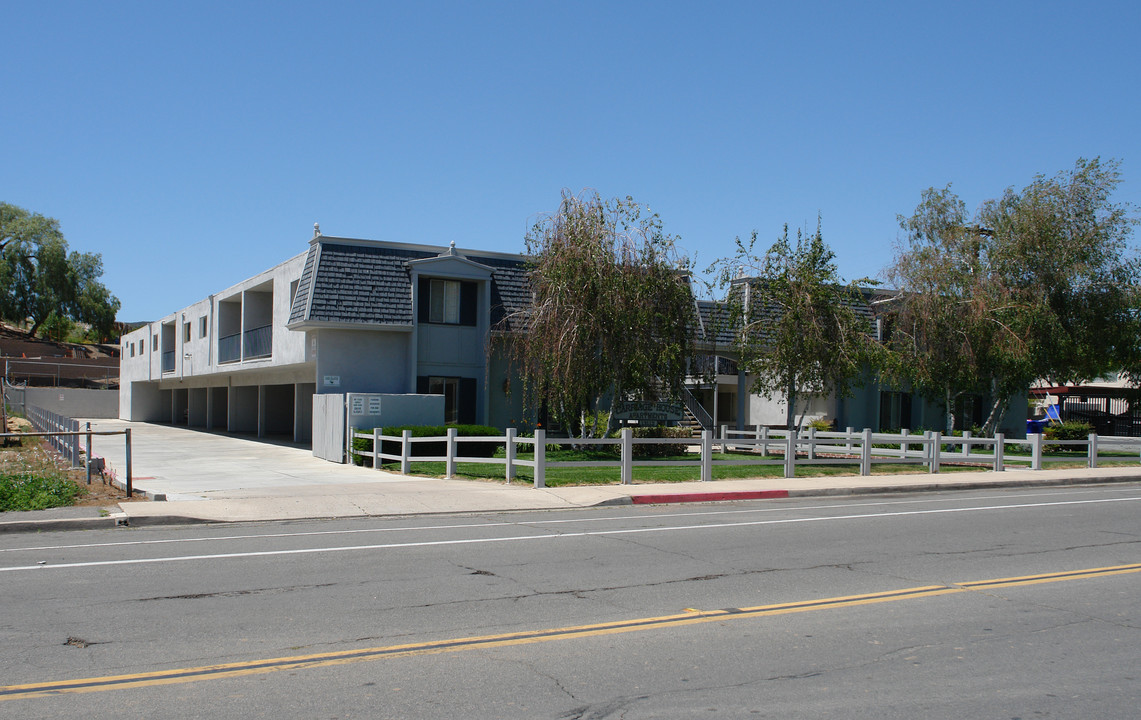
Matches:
[631,490,790,505]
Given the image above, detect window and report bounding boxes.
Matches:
[129,343,135,357]
[183,322,191,343]
[418,278,477,326]
[430,279,460,324]
[879,391,912,431]
[418,375,477,424]
[429,377,460,424]
[153,335,158,351]
[198,316,207,338]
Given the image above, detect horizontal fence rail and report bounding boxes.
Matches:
[351,425,1141,489]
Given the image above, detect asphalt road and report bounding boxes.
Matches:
[2,484,1140,719]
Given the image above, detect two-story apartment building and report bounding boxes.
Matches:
[119,227,531,444]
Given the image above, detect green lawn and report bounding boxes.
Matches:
[374,447,1141,487]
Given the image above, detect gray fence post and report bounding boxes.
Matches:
[505,428,517,483]
[1088,433,1098,469]
[846,426,854,455]
[1030,432,1042,470]
[700,429,713,482]
[994,432,1005,472]
[860,428,872,476]
[85,422,93,485]
[962,430,972,457]
[929,431,941,474]
[125,428,133,497]
[373,427,382,471]
[620,427,633,485]
[900,428,910,458]
[400,429,412,475]
[533,428,546,488]
[807,426,817,460]
[784,430,797,478]
[720,424,728,455]
[760,426,769,456]
[445,427,457,479]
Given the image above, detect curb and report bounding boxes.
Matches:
[1,475,1138,534]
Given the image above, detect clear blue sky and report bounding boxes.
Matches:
[4,1,1138,322]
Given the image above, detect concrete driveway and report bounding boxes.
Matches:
[81,419,422,500]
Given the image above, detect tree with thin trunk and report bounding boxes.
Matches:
[884,158,1140,435]
[499,189,696,437]
[711,221,877,431]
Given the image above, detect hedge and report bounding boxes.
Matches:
[630,426,693,457]
[352,424,503,466]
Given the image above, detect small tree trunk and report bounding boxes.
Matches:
[944,389,955,435]
[786,376,797,432]
[981,382,1009,438]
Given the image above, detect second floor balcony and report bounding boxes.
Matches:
[219,325,272,364]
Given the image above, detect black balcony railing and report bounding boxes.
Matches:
[218,333,241,363]
[243,325,272,359]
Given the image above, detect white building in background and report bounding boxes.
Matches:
[119,227,532,448]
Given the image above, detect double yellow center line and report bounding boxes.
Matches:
[3,562,1138,701]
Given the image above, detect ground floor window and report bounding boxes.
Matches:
[418,375,478,424]
[879,391,912,431]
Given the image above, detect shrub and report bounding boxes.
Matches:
[0,470,81,511]
[631,426,692,458]
[1044,421,1093,453]
[352,424,504,466]
[806,418,834,432]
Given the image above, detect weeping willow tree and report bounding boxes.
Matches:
[499,189,696,437]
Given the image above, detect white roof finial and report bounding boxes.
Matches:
[448,240,457,255]
[313,223,322,239]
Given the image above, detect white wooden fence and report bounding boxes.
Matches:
[352,426,1140,488]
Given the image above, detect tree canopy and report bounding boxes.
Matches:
[711,221,877,431]
[0,203,120,341]
[500,190,696,436]
[884,158,1140,434]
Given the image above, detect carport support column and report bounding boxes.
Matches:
[257,385,266,438]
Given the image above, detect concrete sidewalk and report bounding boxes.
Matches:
[3,420,1140,533]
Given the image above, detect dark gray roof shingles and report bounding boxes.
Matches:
[290,241,532,328]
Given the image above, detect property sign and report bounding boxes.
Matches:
[323,375,341,387]
[611,400,686,423]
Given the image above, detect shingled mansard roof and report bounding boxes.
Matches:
[284,237,886,349]
[286,237,533,332]
[693,279,885,349]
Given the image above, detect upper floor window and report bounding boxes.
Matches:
[183,321,192,343]
[198,316,207,338]
[418,278,477,326]
[430,279,459,324]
